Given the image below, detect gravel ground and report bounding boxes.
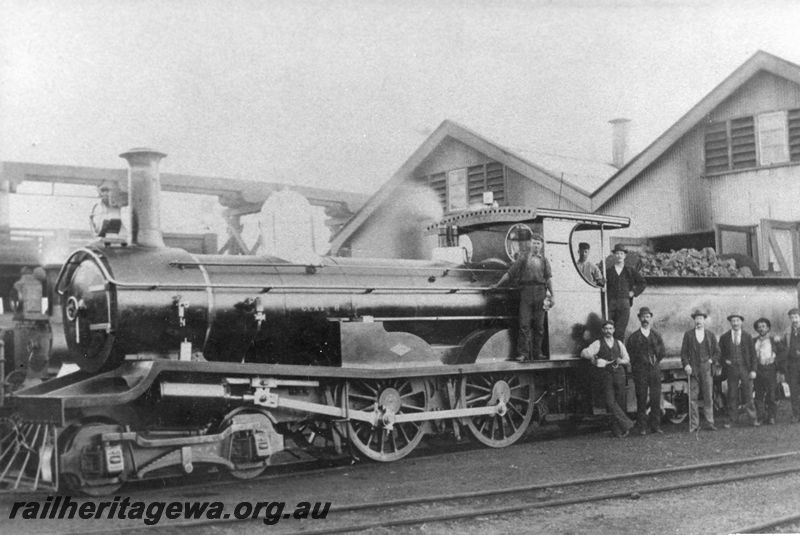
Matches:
[3,406,800,535]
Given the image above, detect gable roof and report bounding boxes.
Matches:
[591,50,800,210]
[328,119,613,254]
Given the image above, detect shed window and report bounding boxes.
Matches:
[446,168,468,212]
[704,109,800,174]
[788,109,800,161]
[421,163,506,213]
[757,111,789,165]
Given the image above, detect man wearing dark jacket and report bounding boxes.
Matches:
[681,310,721,432]
[778,308,800,423]
[605,244,646,341]
[719,313,758,427]
[626,307,666,435]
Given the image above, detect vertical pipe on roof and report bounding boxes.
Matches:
[610,118,631,169]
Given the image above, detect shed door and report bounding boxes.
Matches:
[759,219,800,276]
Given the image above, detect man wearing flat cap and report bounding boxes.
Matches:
[605,244,646,341]
[719,313,757,427]
[778,308,800,423]
[493,227,554,361]
[626,307,666,434]
[680,310,721,432]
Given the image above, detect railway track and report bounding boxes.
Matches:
[733,513,800,534]
[67,450,800,535]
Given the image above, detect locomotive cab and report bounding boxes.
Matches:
[428,207,631,360]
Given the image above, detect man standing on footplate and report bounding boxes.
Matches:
[493,228,554,361]
[604,244,646,341]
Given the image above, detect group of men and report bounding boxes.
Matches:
[494,228,800,437]
[582,305,800,437]
[494,229,645,362]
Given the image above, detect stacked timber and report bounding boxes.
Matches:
[635,247,754,278]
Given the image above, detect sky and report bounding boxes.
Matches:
[3,0,800,199]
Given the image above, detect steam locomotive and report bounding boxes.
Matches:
[1,148,797,496]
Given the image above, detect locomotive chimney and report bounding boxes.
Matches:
[609,118,630,169]
[119,148,167,248]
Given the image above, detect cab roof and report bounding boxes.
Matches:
[425,207,630,233]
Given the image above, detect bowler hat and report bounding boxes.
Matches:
[638,307,653,317]
[601,319,615,328]
[727,313,744,322]
[578,242,590,250]
[690,309,707,318]
[612,243,627,253]
[789,308,800,317]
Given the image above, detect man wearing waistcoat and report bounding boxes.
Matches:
[605,244,646,341]
[626,307,666,435]
[778,308,800,423]
[581,320,634,438]
[493,228,554,361]
[719,313,758,427]
[680,310,721,432]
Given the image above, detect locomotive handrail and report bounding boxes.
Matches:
[169,261,326,269]
[168,260,505,273]
[109,282,497,293]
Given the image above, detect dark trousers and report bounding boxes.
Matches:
[787,364,800,419]
[633,364,662,431]
[689,366,715,430]
[754,364,777,422]
[519,285,546,359]
[724,365,756,423]
[607,298,631,341]
[600,366,634,436]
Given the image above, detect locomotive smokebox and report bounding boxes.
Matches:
[119,148,166,248]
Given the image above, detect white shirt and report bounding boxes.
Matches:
[614,264,624,275]
[754,337,776,366]
[732,329,741,345]
[695,328,705,344]
[639,327,651,337]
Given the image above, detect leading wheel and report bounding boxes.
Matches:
[60,422,125,496]
[460,373,534,447]
[343,378,429,462]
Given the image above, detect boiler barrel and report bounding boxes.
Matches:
[56,247,512,372]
